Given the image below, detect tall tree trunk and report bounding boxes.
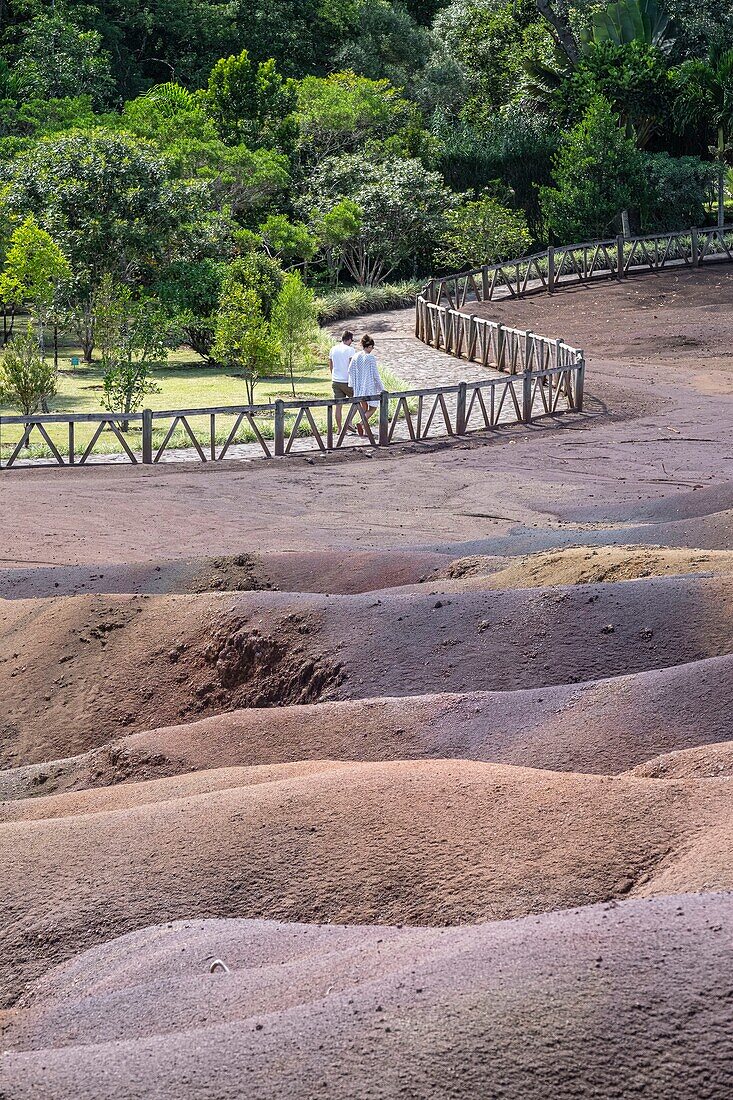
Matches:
[535,0,580,63]
[53,324,59,370]
[718,127,726,228]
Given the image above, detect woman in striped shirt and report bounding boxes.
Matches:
[348,334,385,437]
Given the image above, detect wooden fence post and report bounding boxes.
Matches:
[547,246,555,293]
[378,391,390,446]
[616,234,625,280]
[691,226,699,266]
[274,400,285,457]
[326,404,334,450]
[522,365,534,424]
[142,408,153,464]
[575,356,585,411]
[455,382,467,435]
[496,323,505,371]
[481,266,490,300]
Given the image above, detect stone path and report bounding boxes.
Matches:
[331,308,498,389]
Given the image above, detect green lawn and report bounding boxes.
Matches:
[0,334,408,461]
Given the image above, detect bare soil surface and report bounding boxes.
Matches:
[2,893,731,1100]
[1,267,732,1098]
[1,569,730,767]
[3,757,733,1006]
[2,653,729,801]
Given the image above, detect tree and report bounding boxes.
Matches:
[302,156,458,283]
[438,196,532,269]
[540,96,647,242]
[565,40,673,149]
[296,71,411,158]
[259,215,317,268]
[271,273,318,395]
[312,199,363,285]
[664,0,733,60]
[14,6,114,108]
[0,326,56,417]
[211,284,280,404]
[673,49,733,227]
[1,130,197,286]
[534,0,581,63]
[435,0,542,114]
[1,131,203,360]
[97,281,169,428]
[34,0,238,98]
[121,84,290,216]
[156,259,225,361]
[332,1,462,115]
[527,0,677,143]
[226,253,286,319]
[205,51,297,150]
[0,215,71,365]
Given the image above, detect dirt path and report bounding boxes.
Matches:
[0,269,730,566]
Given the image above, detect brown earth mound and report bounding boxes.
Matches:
[3,892,732,1099]
[0,548,449,600]
[1,653,730,800]
[430,544,733,590]
[3,757,733,1006]
[2,572,731,767]
[631,740,733,779]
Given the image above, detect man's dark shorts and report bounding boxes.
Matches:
[332,381,353,400]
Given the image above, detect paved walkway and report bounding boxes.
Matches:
[332,308,496,389]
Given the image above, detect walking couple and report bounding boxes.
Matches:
[329,330,385,437]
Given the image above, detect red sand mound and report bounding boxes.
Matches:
[631,740,733,779]
[3,893,733,1099]
[2,572,731,767]
[0,548,450,600]
[2,757,733,1006]
[1,653,730,801]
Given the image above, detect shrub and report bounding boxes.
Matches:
[315,281,423,325]
[540,96,647,242]
[641,153,717,231]
[438,196,532,269]
[0,327,56,416]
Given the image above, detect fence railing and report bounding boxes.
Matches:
[0,360,585,469]
[419,225,733,314]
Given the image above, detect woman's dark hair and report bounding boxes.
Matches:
[361,333,375,349]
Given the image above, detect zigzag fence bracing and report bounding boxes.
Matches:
[0,355,584,469]
[418,225,733,316]
[415,224,733,388]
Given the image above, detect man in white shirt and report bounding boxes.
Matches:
[329,330,356,432]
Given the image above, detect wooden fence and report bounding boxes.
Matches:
[0,359,584,468]
[419,225,733,317]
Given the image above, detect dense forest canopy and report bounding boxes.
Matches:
[0,0,732,411]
